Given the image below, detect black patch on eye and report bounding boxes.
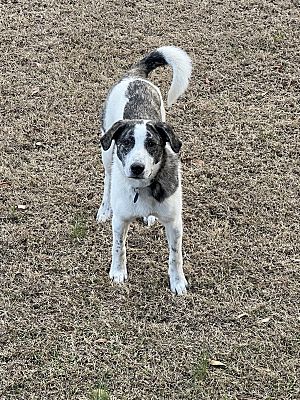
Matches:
[145,126,164,164]
[116,127,135,165]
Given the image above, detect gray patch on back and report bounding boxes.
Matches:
[123,80,162,121]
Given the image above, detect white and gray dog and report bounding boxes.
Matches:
[97,46,192,295]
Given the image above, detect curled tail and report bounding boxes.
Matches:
[129,46,192,107]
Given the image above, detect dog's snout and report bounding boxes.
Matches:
[130,163,145,176]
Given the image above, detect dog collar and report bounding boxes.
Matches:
[133,178,157,203]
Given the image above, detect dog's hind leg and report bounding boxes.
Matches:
[109,215,130,283]
[96,172,112,222]
[164,217,188,295]
[96,146,113,223]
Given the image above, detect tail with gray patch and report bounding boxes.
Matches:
[129,46,192,107]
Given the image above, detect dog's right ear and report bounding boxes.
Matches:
[100,120,127,151]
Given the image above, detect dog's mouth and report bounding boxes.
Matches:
[127,170,154,181]
[128,176,150,185]
[127,169,151,181]
[128,175,145,180]
[126,171,154,188]
[123,162,157,183]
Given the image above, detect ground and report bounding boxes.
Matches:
[1,1,299,399]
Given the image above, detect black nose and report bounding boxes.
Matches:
[130,163,145,176]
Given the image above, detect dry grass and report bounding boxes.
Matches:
[1,1,299,399]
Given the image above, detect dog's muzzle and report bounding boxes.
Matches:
[130,162,145,179]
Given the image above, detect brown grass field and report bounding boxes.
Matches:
[1,1,299,399]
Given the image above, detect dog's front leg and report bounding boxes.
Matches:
[165,217,188,295]
[109,215,129,283]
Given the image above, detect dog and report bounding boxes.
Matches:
[97,46,192,295]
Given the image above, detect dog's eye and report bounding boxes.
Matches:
[122,138,132,147]
[147,140,157,147]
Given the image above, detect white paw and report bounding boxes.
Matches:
[96,203,112,223]
[109,267,127,283]
[169,274,188,295]
[143,216,156,226]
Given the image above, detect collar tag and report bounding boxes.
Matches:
[133,190,139,203]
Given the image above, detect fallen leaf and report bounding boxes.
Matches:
[208,359,226,368]
[237,312,249,319]
[17,204,27,210]
[31,87,40,95]
[95,338,107,343]
[259,317,271,323]
[254,366,272,374]
[192,159,205,167]
[0,181,10,187]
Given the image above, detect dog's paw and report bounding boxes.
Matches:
[169,274,188,295]
[143,216,156,226]
[109,267,127,284]
[96,203,112,223]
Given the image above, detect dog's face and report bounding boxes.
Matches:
[101,120,181,181]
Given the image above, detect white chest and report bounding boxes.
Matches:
[110,164,181,223]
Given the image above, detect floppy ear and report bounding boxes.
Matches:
[100,120,127,151]
[153,122,182,153]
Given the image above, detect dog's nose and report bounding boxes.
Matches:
[130,163,145,176]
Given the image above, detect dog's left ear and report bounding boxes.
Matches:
[152,122,182,153]
[100,120,127,151]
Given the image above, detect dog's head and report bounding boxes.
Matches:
[101,120,181,182]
